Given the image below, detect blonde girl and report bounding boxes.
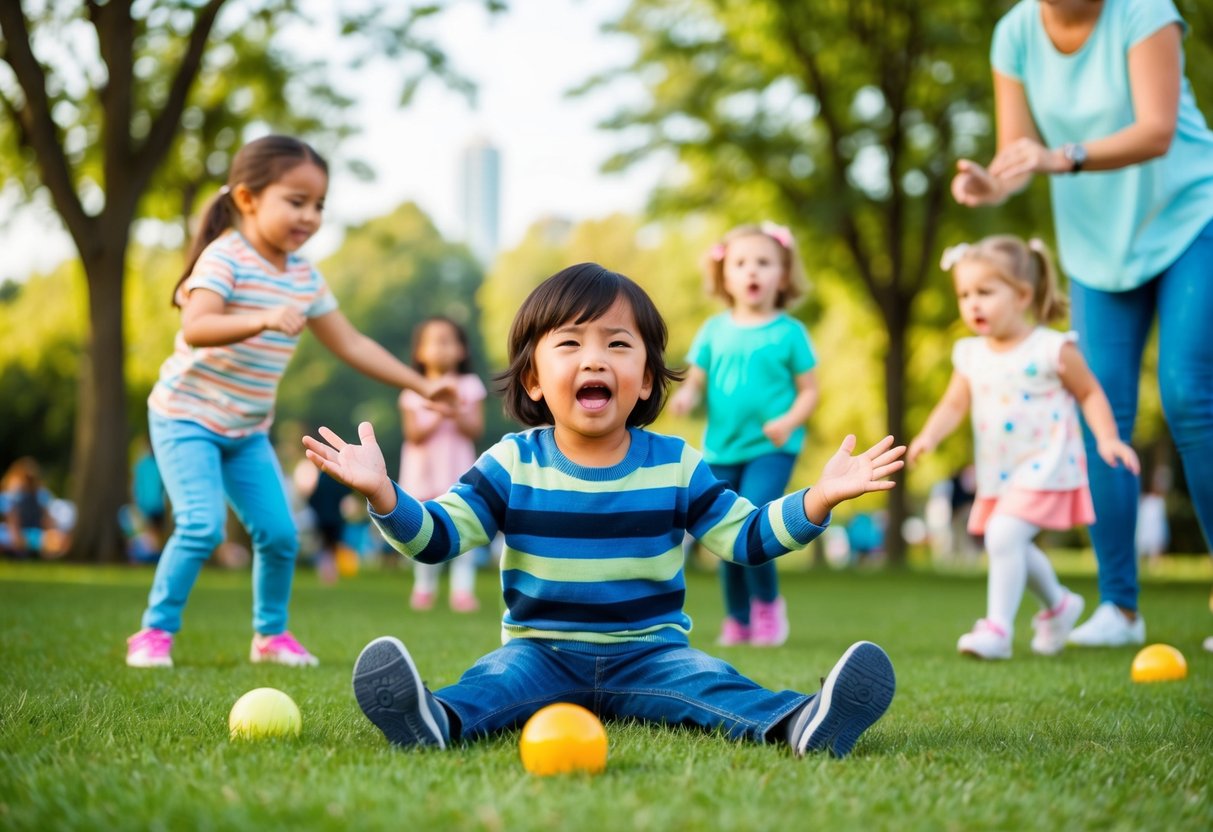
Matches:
[908,235,1139,660]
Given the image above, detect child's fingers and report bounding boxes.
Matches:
[872,460,905,480]
[836,434,857,455]
[301,436,337,462]
[866,480,897,492]
[357,421,377,445]
[303,449,330,472]
[318,425,348,449]
[862,435,896,459]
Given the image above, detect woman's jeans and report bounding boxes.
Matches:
[435,638,809,743]
[1070,219,1213,611]
[143,412,298,634]
[709,453,797,622]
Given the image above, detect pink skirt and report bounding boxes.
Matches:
[967,487,1095,535]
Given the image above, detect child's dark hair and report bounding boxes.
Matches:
[411,316,474,375]
[173,135,328,306]
[497,263,683,428]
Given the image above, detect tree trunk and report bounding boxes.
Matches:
[66,245,130,563]
[882,300,909,567]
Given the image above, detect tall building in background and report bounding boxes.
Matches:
[459,137,501,267]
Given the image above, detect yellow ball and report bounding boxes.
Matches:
[229,687,302,740]
[1130,644,1188,683]
[519,703,608,776]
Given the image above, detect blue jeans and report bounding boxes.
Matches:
[143,412,298,634]
[709,453,797,623]
[1070,218,1213,610]
[433,638,809,743]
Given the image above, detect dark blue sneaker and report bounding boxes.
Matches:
[353,636,450,749]
[788,641,895,758]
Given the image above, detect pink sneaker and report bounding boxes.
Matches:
[1030,590,1084,656]
[750,597,790,647]
[450,591,479,613]
[250,631,319,667]
[126,627,173,668]
[957,619,1012,660]
[410,591,435,611]
[717,616,751,646]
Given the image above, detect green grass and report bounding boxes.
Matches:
[2,561,1210,831]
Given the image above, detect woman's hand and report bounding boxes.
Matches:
[302,422,396,512]
[988,137,1069,180]
[423,378,458,416]
[804,435,905,523]
[950,159,1007,207]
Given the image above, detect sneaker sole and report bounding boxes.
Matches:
[126,655,173,668]
[249,647,319,667]
[352,636,446,750]
[797,641,895,758]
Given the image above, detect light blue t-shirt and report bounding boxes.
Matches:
[992,0,1213,291]
[686,312,816,465]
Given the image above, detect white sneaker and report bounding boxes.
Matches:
[957,619,1012,660]
[1030,591,1084,656]
[1203,636,1213,654]
[1067,602,1145,647]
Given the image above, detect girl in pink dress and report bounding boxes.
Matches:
[908,235,1139,660]
[399,317,487,612]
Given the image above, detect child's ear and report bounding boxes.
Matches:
[638,369,653,401]
[523,367,544,402]
[231,183,256,214]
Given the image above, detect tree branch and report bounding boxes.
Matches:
[133,0,227,193]
[0,3,92,247]
[91,0,136,208]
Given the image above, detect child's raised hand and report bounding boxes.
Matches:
[906,435,933,466]
[667,386,697,417]
[1097,439,1141,476]
[424,378,458,416]
[260,305,307,336]
[805,435,905,523]
[302,422,396,512]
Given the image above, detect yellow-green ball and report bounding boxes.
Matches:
[1130,644,1187,683]
[229,687,302,740]
[519,703,608,776]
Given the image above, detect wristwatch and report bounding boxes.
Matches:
[1062,143,1087,174]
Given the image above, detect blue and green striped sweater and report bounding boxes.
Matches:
[371,427,827,644]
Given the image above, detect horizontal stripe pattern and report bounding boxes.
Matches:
[148,230,337,437]
[372,427,827,644]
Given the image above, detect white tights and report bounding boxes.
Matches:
[984,514,1065,634]
[413,551,477,596]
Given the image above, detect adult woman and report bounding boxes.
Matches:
[951,0,1213,650]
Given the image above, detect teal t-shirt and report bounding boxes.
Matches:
[992,0,1213,291]
[686,312,816,465]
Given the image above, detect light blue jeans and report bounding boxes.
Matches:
[142,412,298,634]
[709,453,797,623]
[1070,218,1213,611]
[434,638,809,743]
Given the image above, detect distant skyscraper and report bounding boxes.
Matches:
[459,137,501,266]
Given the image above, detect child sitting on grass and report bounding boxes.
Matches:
[303,263,904,758]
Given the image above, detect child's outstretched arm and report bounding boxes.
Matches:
[309,311,458,409]
[180,288,306,347]
[907,371,971,465]
[667,366,706,416]
[763,369,819,448]
[804,435,906,525]
[1057,343,1141,474]
[302,422,398,515]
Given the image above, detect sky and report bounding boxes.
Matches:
[0,0,666,281]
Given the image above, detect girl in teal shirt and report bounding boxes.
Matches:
[670,223,818,647]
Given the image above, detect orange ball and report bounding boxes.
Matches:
[1130,644,1188,683]
[519,703,608,776]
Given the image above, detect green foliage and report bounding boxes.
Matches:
[275,202,501,472]
[2,563,1210,829]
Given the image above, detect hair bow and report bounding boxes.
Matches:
[760,221,793,249]
[218,184,232,196]
[939,243,971,271]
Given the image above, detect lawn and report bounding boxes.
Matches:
[1,560,1210,831]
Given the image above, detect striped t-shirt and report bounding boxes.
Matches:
[148,230,338,437]
[371,427,827,644]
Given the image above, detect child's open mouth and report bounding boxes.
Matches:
[576,382,612,411]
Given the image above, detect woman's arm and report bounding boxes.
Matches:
[763,369,819,448]
[309,310,454,403]
[989,24,1182,179]
[1056,343,1141,473]
[951,72,1040,207]
[907,372,972,465]
[179,288,306,347]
